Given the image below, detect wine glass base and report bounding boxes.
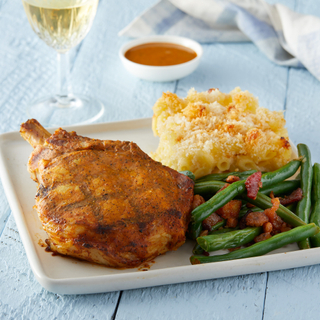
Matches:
[26,94,104,127]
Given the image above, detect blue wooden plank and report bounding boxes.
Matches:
[0,182,10,238]
[263,265,320,319]
[285,68,320,161]
[263,0,320,316]
[283,0,320,156]
[71,0,176,123]
[0,0,56,133]
[117,274,267,320]
[0,216,120,319]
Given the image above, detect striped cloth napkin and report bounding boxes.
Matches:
[119,0,320,81]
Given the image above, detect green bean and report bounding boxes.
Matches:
[209,219,227,232]
[189,180,246,239]
[194,180,226,196]
[260,159,301,189]
[195,178,301,201]
[285,203,297,213]
[192,244,207,255]
[241,192,306,227]
[295,144,313,249]
[192,243,204,255]
[192,223,229,255]
[238,197,298,219]
[311,163,320,204]
[190,223,319,264]
[179,170,196,181]
[195,161,301,199]
[196,170,257,183]
[197,227,262,252]
[259,180,300,196]
[190,161,302,240]
[310,163,320,247]
[209,227,236,234]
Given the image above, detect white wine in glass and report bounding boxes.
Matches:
[22,0,104,126]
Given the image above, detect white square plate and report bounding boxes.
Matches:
[1,118,319,295]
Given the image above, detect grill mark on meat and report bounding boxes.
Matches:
[39,170,186,230]
[96,223,114,234]
[167,208,182,219]
[138,221,147,233]
[82,243,93,248]
[129,241,137,247]
[36,184,50,198]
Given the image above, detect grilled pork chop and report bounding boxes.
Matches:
[20,119,194,268]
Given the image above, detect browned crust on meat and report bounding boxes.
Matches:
[22,119,194,268]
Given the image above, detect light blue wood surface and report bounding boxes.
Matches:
[1,0,320,319]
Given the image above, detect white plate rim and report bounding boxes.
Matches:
[0,117,318,295]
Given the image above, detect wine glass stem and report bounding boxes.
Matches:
[57,52,72,104]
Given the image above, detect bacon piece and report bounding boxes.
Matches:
[192,194,205,210]
[271,215,284,233]
[280,188,303,206]
[228,246,241,252]
[264,197,280,219]
[226,218,238,228]
[202,183,233,230]
[264,198,283,232]
[199,230,208,237]
[254,232,272,243]
[226,175,241,183]
[246,202,255,208]
[208,88,218,93]
[246,211,269,227]
[263,222,273,233]
[216,199,242,228]
[217,183,230,193]
[280,222,291,233]
[245,171,262,200]
[202,212,223,231]
[239,211,250,229]
[216,200,242,219]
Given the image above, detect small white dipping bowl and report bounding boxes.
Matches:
[119,35,203,82]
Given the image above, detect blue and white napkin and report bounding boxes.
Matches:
[119,0,320,81]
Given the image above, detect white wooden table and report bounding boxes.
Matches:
[1,0,320,319]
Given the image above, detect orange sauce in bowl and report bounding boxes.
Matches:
[124,42,197,66]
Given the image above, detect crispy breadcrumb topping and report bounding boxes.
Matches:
[151,87,293,178]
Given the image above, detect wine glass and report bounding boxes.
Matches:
[22,0,104,126]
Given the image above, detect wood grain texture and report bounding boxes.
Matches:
[285,68,320,162]
[283,0,320,163]
[263,265,320,319]
[117,274,267,320]
[0,0,57,238]
[71,0,176,123]
[0,217,120,319]
[0,185,10,238]
[262,0,320,318]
